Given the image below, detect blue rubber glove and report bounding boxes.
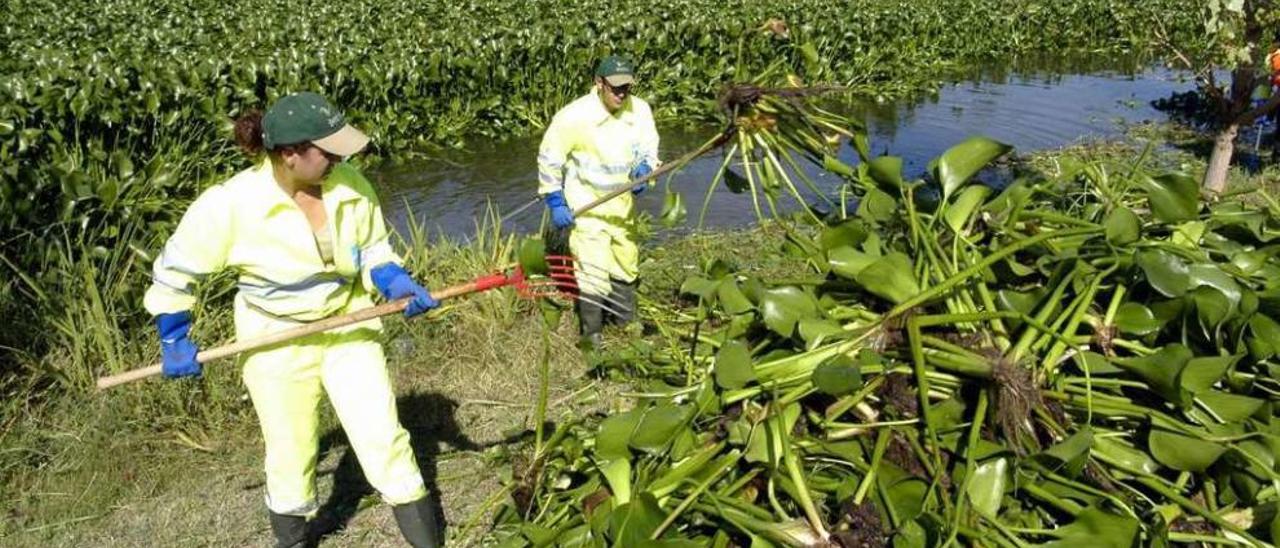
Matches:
[371,262,439,318]
[1253,99,1273,127]
[156,311,201,378]
[544,190,575,229]
[630,161,653,195]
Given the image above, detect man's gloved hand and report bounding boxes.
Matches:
[544,190,575,229]
[371,263,439,318]
[630,161,653,195]
[156,311,201,378]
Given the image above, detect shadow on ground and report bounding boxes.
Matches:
[309,390,481,544]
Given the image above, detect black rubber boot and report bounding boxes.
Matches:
[268,511,309,548]
[392,496,441,548]
[577,298,605,349]
[605,278,637,325]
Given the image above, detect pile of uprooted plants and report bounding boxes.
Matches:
[477,58,1280,548]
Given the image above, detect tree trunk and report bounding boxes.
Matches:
[1203,122,1239,196]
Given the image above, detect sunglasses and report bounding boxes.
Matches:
[602,81,632,96]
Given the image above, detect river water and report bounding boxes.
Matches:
[370,65,1197,240]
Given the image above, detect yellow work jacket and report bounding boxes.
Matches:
[536,91,660,224]
[143,159,401,323]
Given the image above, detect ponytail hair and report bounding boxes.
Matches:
[233,110,265,156]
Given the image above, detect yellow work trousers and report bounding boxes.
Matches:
[568,217,638,296]
[236,294,426,516]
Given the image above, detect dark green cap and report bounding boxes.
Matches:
[262,92,368,156]
[594,56,636,86]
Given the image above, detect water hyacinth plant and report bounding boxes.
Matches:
[488,100,1280,545]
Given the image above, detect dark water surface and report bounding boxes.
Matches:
[371,65,1196,240]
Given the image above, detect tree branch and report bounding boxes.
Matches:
[1151,13,1226,103]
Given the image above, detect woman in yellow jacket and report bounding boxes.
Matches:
[144,92,439,547]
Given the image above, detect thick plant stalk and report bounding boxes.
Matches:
[776,409,828,540]
[534,319,552,454]
[853,428,891,505]
[696,143,741,228]
[651,450,742,539]
[949,388,989,543]
[1135,478,1266,545]
[650,442,727,499]
[908,315,943,459]
[886,227,1103,320]
[1042,266,1114,370]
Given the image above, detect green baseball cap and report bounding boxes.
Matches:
[594,56,636,86]
[262,92,369,156]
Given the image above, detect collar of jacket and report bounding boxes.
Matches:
[585,90,635,125]
[252,158,365,217]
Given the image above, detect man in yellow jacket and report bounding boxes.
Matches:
[537,56,660,348]
[146,92,439,547]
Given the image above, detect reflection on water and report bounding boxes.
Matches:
[372,64,1194,240]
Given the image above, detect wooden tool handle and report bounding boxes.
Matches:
[96,275,503,391]
[572,131,731,217]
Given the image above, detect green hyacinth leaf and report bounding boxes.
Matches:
[1149,430,1227,472]
[1105,206,1141,246]
[935,135,1012,200]
[714,340,755,390]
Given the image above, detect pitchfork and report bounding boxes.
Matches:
[96,255,622,390]
[97,129,738,391]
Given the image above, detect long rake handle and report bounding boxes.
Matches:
[95,273,513,390]
[571,130,732,217]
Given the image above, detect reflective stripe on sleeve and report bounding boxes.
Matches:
[538,170,561,187]
[150,272,193,295]
[156,241,209,277]
[360,240,397,269]
[537,153,564,170]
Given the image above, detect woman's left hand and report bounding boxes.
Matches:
[400,282,439,317]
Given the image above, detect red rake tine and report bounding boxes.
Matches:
[545,256,616,282]
[513,265,576,296]
[517,279,629,318]
[522,255,631,316]
[539,256,634,311]
[543,255,619,289]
